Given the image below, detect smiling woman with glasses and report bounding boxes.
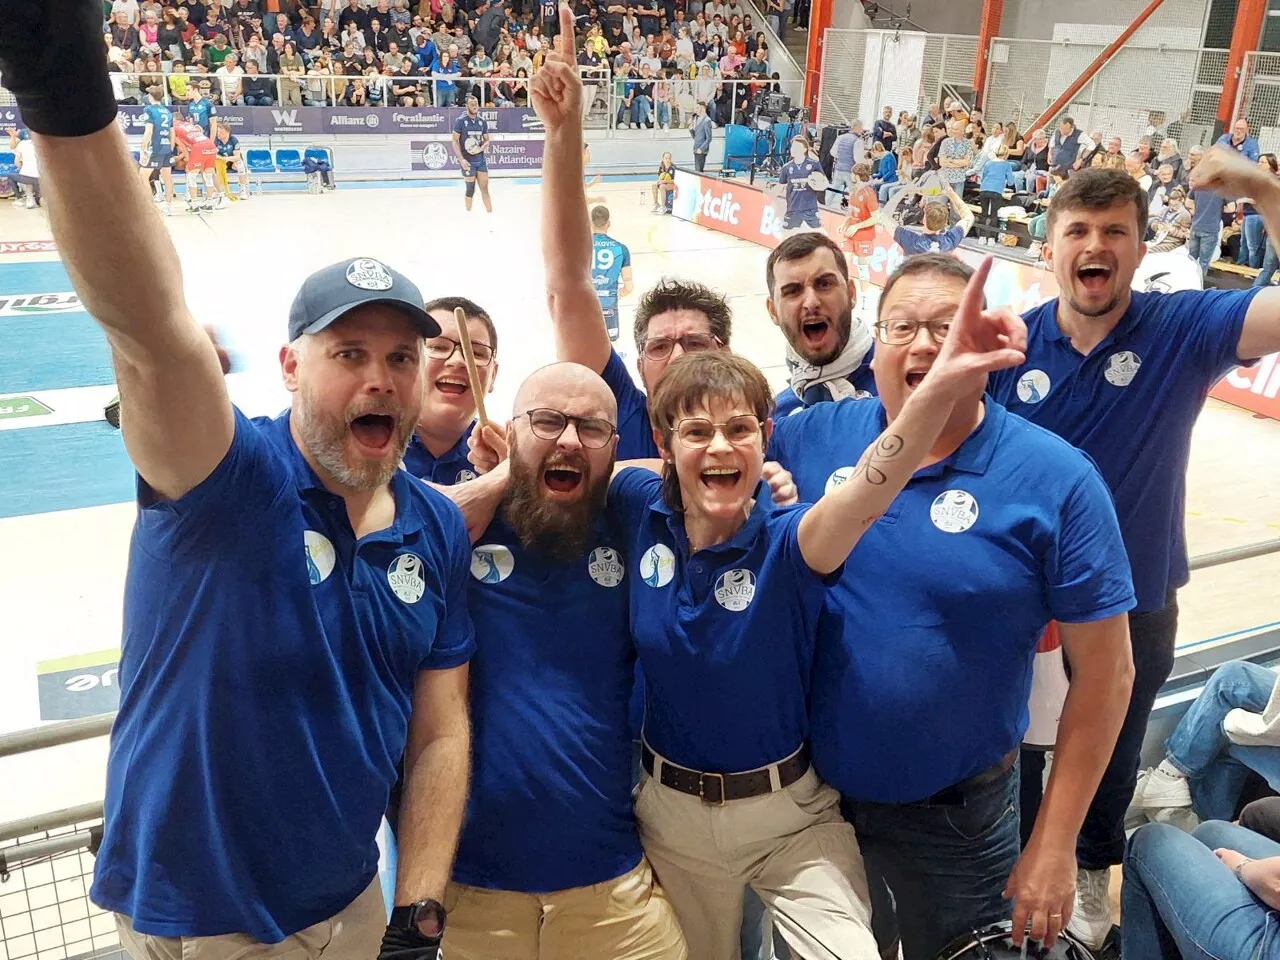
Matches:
[602,330,1011,959]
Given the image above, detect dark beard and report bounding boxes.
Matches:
[502,447,613,565]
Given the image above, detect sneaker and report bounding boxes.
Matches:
[24,197,36,209]
[1066,867,1113,951]
[1132,765,1192,808]
[161,202,172,217]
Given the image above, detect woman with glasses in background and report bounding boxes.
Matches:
[605,279,1022,960]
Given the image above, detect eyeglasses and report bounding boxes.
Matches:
[521,408,617,449]
[641,333,723,362]
[674,415,761,449]
[875,318,952,346]
[425,335,495,366]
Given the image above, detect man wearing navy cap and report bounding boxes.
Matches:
[768,254,1136,957]
[987,157,1280,949]
[0,17,475,954]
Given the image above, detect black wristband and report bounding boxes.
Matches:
[0,1,120,137]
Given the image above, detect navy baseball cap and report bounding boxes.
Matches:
[287,258,441,342]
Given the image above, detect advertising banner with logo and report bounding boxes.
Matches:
[670,168,1278,422]
[409,138,545,172]
[83,105,545,137]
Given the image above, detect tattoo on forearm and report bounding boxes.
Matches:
[850,433,904,486]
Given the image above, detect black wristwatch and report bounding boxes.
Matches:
[390,899,447,940]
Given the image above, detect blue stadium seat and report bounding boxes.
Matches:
[275,149,304,172]
[304,146,333,168]
[245,149,276,174]
[0,151,17,177]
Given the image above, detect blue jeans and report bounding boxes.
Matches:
[656,100,670,127]
[630,96,652,127]
[1255,243,1279,287]
[843,765,1019,960]
[1186,230,1218,277]
[1165,660,1280,821]
[1122,821,1280,959]
[1240,213,1266,267]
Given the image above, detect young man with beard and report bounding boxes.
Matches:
[0,12,474,960]
[443,361,687,960]
[986,160,1280,950]
[765,231,876,415]
[767,254,1136,958]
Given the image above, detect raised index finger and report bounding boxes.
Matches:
[954,254,993,333]
[557,3,577,57]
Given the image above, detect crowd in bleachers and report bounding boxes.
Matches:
[99,0,786,127]
[827,98,1275,279]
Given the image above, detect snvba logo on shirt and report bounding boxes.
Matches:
[303,530,336,584]
[388,552,427,603]
[1016,370,1051,404]
[1105,351,1142,387]
[825,466,856,493]
[714,568,756,611]
[470,545,514,584]
[588,547,625,587]
[929,489,979,534]
[456,468,478,483]
[639,544,676,588]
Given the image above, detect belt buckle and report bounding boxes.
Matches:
[699,772,726,806]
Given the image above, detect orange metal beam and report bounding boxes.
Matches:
[1023,0,1169,140]
[802,0,834,120]
[1218,0,1268,126]
[973,0,1004,107]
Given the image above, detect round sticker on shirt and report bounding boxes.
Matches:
[388,552,427,603]
[346,258,394,291]
[639,544,676,589]
[588,546,626,587]
[1016,370,1051,404]
[825,466,857,493]
[470,545,515,584]
[930,489,980,534]
[1104,351,1142,387]
[456,468,478,483]
[303,530,336,585]
[714,568,757,611]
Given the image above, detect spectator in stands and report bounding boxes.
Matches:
[239,59,275,105]
[690,100,712,171]
[1185,146,1222,277]
[1075,129,1104,171]
[1147,187,1192,252]
[241,32,268,71]
[112,0,141,26]
[111,10,141,56]
[975,142,1015,246]
[1091,135,1125,171]
[433,49,461,105]
[207,30,232,65]
[276,41,305,105]
[1049,115,1084,176]
[1237,153,1278,269]
[880,182,974,255]
[392,59,425,105]
[157,7,185,60]
[873,105,896,151]
[936,118,972,192]
[1147,163,1178,218]
[167,60,191,105]
[7,128,40,210]
[1122,819,1280,958]
[138,9,161,57]
[911,125,935,171]
[1217,117,1261,163]
[1131,660,1279,824]
[1158,137,1185,184]
[384,40,407,71]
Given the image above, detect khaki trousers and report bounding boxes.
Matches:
[115,877,386,960]
[636,761,879,960]
[442,859,687,960]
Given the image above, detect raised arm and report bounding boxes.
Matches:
[1190,147,1280,360]
[531,4,613,374]
[797,258,1026,574]
[1,4,233,502]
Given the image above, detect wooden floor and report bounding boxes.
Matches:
[0,181,1276,827]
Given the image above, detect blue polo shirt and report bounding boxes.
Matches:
[769,399,1135,803]
[601,348,657,459]
[402,424,477,485]
[452,513,641,892]
[608,468,835,772]
[988,289,1258,613]
[895,224,965,255]
[91,409,476,941]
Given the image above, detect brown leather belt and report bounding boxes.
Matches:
[920,749,1019,807]
[641,743,810,805]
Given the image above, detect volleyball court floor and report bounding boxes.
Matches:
[0,180,1277,825]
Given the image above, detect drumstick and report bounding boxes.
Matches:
[453,306,490,431]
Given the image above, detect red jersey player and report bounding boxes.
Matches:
[173,118,223,210]
[839,162,880,312]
